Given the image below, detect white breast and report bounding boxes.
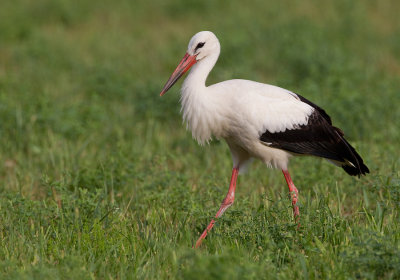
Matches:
[180,86,229,145]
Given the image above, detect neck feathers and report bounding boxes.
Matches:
[180,53,224,144]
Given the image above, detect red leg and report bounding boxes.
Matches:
[194,167,239,248]
[282,169,300,221]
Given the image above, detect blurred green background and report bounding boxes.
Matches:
[0,0,399,279]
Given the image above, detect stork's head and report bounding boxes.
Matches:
[160,31,220,96]
[187,31,220,60]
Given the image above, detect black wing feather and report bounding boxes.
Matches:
[259,95,369,176]
[296,93,332,125]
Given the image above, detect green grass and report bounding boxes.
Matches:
[1,0,400,279]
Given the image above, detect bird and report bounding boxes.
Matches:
[159,31,369,248]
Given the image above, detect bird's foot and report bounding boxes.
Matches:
[194,218,216,248]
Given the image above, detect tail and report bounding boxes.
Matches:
[335,130,369,177]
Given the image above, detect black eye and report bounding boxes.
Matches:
[195,42,205,52]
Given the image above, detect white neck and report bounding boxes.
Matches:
[183,51,219,90]
[180,51,223,144]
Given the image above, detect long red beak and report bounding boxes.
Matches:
[160,53,197,96]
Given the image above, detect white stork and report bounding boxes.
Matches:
[160,31,369,248]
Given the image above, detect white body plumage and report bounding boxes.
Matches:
[179,32,313,171]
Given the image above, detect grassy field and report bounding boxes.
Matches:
[1,0,400,279]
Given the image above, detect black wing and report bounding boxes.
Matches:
[296,94,332,125]
[259,94,369,176]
